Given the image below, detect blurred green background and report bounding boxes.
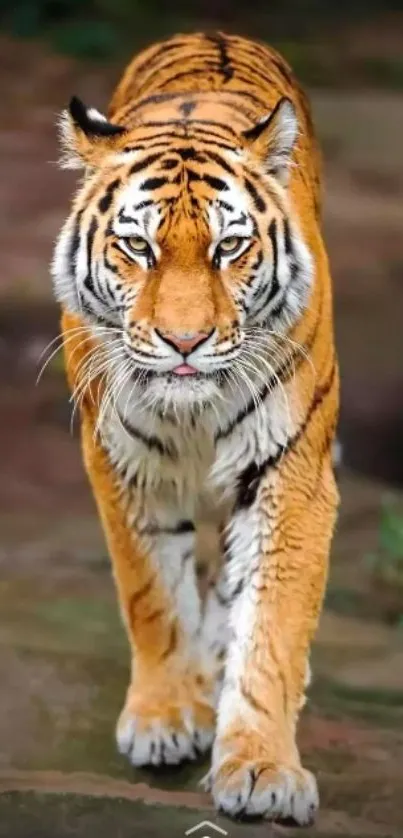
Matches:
[1,0,403,87]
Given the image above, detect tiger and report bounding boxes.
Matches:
[52,31,339,825]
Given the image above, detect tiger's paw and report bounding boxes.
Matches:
[116,668,216,767]
[204,757,318,825]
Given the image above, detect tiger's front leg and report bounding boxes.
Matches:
[80,413,216,767]
[207,421,339,823]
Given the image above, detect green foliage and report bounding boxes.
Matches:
[367,500,403,582]
[50,20,120,60]
[0,0,192,58]
[365,499,403,627]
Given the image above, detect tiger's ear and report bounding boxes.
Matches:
[242,97,298,185]
[58,96,126,170]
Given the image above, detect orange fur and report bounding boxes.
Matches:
[57,32,339,821]
[62,312,216,741]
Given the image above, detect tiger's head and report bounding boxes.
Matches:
[53,95,313,410]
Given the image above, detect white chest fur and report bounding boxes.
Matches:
[99,371,297,520]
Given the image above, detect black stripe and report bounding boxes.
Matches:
[229,72,280,96]
[220,99,254,121]
[134,52,217,95]
[220,88,267,109]
[250,252,264,272]
[140,176,167,191]
[284,219,293,255]
[234,240,254,264]
[118,207,138,225]
[122,344,156,361]
[215,577,244,606]
[82,216,102,304]
[122,91,184,116]
[129,577,153,609]
[139,117,238,139]
[170,171,183,186]
[68,209,83,277]
[224,215,247,227]
[159,622,178,661]
[216,353,292,442]
[250,273,277,319]
[240,684,269,717]
[271,56,295,87]
[155,65,227,90]
[230,54,276,86]
[83,276,104,308]
[236,458,275,509]
[140,521,195,536]
[204,149,236,175]
[244,178,266,213]
[269,264,301,321]
[217,293,323,442]
[133,199,154,212]
[90,312,116,328]
[248,281,271,316]
[253,221,294,321]
[190,119,238,138]
[235,362,336,508]
[205,343,237,360]
[98,178,120,214]
[268,219,280,298]
[190,137,237,154]
[180,100,197,117]
[130,152,162,174]
[225,55,281,88]
[118,412,177,458]
[78,298,95,320]
[124,134,178,148]
[179,169,201,185]
[133,41,189,77]
[104,247,119,275]
[160,158,179,170]
[176,147,205,162]
[203,173,228,191]
[230,38,276,65]
[238,56,285,89]
[121,124,228,151]
[206,32,234,81]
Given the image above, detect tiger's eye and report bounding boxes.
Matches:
[127,236,149,254]
[219,236,243,254]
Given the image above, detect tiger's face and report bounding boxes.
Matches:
[53,97,313,409]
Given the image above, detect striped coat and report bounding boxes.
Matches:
[53,31,339,824]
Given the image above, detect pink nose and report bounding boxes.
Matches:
[157,330,210,355]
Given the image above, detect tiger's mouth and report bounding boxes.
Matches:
[128,366,227,386]
[172,363,198,376]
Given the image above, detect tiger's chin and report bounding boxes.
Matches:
[140,370,223,411]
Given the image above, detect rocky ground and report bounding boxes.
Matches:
[0,34,402,838]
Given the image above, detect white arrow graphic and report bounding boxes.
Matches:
[185,821,228,836]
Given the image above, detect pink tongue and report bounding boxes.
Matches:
[173,363,197,376]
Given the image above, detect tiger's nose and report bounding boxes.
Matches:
[156,329,212,355]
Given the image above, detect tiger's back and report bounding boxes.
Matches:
[109,32,322,217]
